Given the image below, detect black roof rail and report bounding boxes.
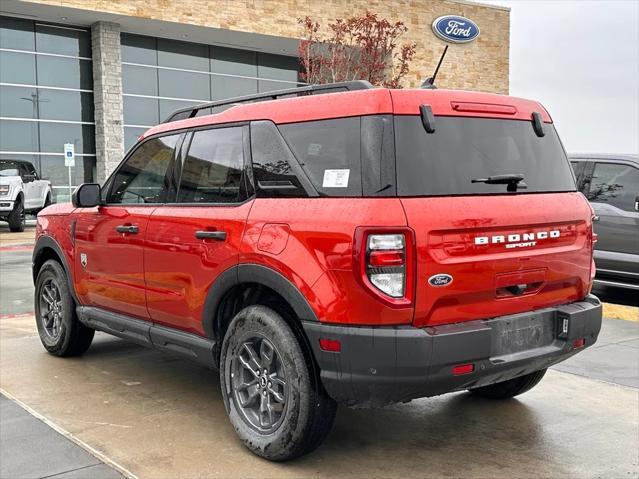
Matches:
[162,80,374,123]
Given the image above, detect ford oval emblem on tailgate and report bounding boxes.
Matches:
[428,274,453,287]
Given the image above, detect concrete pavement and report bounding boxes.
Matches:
[1,314,637,479]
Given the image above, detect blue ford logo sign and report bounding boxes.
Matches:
[428,274,454,287]
[432,15,480,44]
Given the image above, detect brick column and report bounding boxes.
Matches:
[91,21,124,184]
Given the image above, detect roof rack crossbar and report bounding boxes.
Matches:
[162,80,374,123]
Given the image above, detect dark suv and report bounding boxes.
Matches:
[570,154,639,291]
[33,81,602,461]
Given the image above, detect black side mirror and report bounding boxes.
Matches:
[22,174,35,183]
[72,183,101,208]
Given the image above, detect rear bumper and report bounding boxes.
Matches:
[303,295,602,407]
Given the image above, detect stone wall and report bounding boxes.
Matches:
[25,0,510,94]
[91,21,124,184]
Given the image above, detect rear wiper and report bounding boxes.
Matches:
[471,174,527,192]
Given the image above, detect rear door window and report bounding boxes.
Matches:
[278,117,362,196]
[250,120,310,198]
[587,162,639,212]
[177,126,247,203]
[395,116,576,196]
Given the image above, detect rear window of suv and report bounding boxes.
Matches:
[395,116,576,196]
[279,117,362,196]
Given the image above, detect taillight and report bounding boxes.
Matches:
[367,234,406,298]
[355,228,415,306]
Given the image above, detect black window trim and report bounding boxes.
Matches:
[249,119,318,199]
[173,121,256,207]
[102,129,186,206]
[569,159,587,191]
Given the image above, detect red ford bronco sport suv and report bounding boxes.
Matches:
[33,81,602,461]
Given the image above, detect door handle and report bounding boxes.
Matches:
[195,230,227,241]
[116,225,139,234]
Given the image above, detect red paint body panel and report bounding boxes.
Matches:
[401,193,593,327]
[73,206,153,319]
[390,89,552,122]
[242,198,412,325]
[144,203,252,335]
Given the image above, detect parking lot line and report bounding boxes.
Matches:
[603,303,639,322]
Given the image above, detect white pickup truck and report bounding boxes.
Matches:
[0,159,52,232]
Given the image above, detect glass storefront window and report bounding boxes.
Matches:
[36,55,93,89]
[35,24,91,57]
[0,16,35,51]
[37,89,94,122]
[0,85,38,119]
[121,33,157,65]
[158,68,210,99]
[121,33,300,137]
[122,64,158,95]
[157,37,209,71]
[39,154,95,194]
[124,127,147,151]
[39,123,95,154]
[124,96,159,126]
[0,51,36,84]
[1,15,95,204]
[0,120,40,151]
[212,76,258,100]
[211,46,257,76]
[258,53,299,83]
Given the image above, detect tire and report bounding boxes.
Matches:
[34,259,94,357]
[8,198,24,232]
[220,305,337,461]
[468,369,547,399]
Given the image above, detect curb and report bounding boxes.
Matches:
[0,388,137,479]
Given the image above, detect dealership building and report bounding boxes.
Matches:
[0,0,509,202]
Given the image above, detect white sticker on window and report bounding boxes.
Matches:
[322,169,350,188]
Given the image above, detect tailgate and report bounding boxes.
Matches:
[402,193,593,327]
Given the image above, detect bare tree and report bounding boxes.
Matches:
[298,12,416,88]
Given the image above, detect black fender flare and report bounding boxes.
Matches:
[202,263,319,339]
[32,235,80,304]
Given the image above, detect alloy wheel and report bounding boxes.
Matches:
[39,279,64,341]
[230,336,288,433]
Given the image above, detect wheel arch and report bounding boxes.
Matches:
[32,236,80,304]
[203,264,320,365]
